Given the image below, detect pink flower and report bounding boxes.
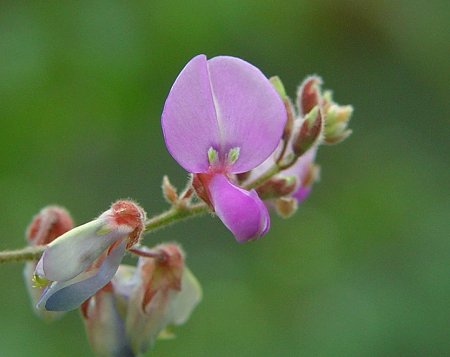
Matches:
[161,55,286,242]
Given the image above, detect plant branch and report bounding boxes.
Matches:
[0,246,46,264]
[0,160,289,265]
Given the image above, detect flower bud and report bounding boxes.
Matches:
[125,244,202,355]
[24,206,74,320]
[35,200,146,312]
[324,104,353,144]
[162,175,178,205]
[274,197,298,218]
[26,206,73,246]
[81,284,134,357]
[297,75,323,116]
[270,76,295,142]
[256,175,297,199]
[292,106,324,157]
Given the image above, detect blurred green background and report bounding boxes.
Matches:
[1,0,448,356]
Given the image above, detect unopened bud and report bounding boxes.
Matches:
[270,76,294,141]
[24,206,73,320]
[162,175,178,204]
[270,76,287,99]
[297,76,323,117]
[256,175,297,199]
[302,163,321,188]
[282,97,295,142]
[324,103,353,144]
[110,200,147,249]
[26,206,74,246]
[319,90,353,145]
[292,106,323,156]
[274,197,298,218]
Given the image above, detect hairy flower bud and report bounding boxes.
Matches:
[125,244,202,355]
[24,206,74,320]
[26,206,74,246]
[322,90,353,144]
[256,175,297,199]
[297,75,323,116]
[292,106,324,157]
[162,175,179,205]
[274,197,298,218]
[34,200,146,312]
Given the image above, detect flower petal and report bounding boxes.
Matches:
[161,54,221,173]
[37,240,126,311]
[208,174,269,242]
[38,219,130,282]
[282,145,317,202]
[83,288,134,357]
[167,268,202,325]
[23,262,64,321]
[207,56,286,172]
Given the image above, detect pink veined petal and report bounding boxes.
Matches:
[37,240,127,312]
[161,54,221,173]
[208,174,270,242]
[207,56,286,173]
[38,219,131,282]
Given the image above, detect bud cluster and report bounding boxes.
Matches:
[239,74,352,219]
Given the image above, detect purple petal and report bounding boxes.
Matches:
[37,240,126,311]
[208,174,270,242]
[207,56,286,173]
[38,219,129,282]
[162,55,286,173]
[283,145,317,202]
[292,186,312,203]
[162,54,221,173]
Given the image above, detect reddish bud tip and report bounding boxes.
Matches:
[26,206,74,246]
[162,175,178,204]
[110,200,146,249]
[140,244,185,309]
[274,197,298,218]
[297,76,323,117]
[292,107,324,157]
[256,176,297,199]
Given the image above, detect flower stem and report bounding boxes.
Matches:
[0,246,46,264]
[0,161,287,265]
[245,165,281,189]
[144,202,209,233]
[0,203,210,264]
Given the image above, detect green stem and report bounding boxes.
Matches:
[144,202,209,233]
[0,203,210,265]
[0,246,46,264]
[245,165,281,189]
[0,160,288,265]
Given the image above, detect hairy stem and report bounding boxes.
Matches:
[0,159,290,265]
[0,246,46,264]
[0,203,210,264]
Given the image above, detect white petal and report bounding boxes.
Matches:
[40,219,131,282]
